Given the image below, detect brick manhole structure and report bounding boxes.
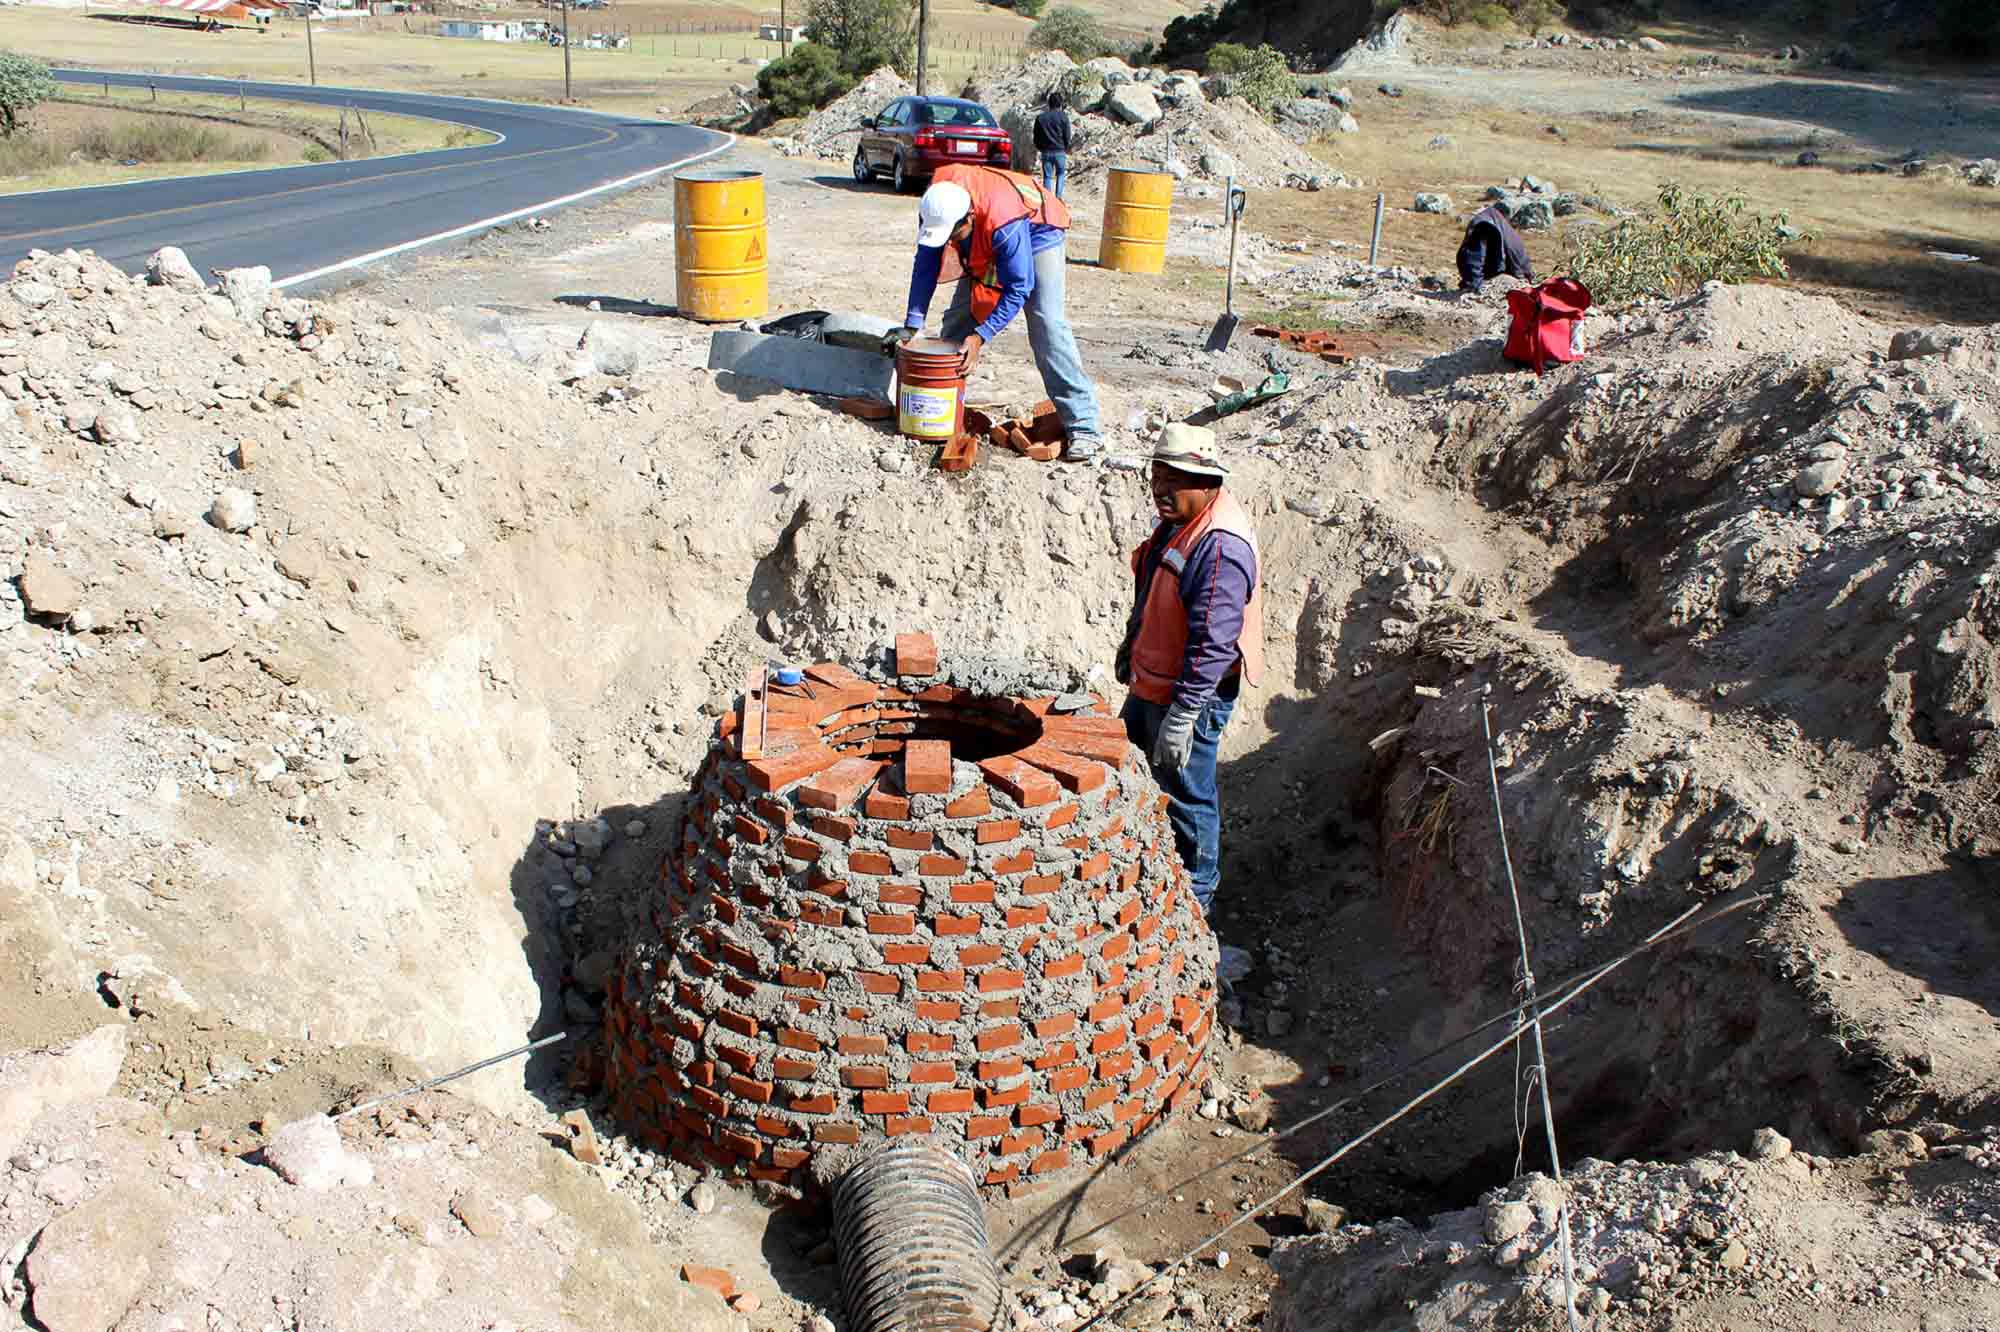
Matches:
[603,632,1219,1192]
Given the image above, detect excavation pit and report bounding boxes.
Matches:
[603,637,1218,1193]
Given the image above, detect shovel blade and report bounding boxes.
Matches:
[1204,312,1240,353]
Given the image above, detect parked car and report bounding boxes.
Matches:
[852,96,1011,194]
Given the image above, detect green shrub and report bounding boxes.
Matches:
[1204,40,1291,109]
[1013,0,1047,17]
[301,143,333,162]
[1565,182,1811,304]
[804,0,915,75]
[756,42,856,118]
[1028,5,1113,57]
[0,50,58,138]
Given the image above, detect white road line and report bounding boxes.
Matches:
[270,132,735,288]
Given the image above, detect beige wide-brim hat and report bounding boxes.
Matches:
[1152,422,1228,478]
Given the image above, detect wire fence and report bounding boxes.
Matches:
[400,17,1025,71]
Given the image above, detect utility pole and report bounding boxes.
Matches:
[561,0,572,101]
[304,4,317,85]
[915,0,928,96]
[779,0,788,54]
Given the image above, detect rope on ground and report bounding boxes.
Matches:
[333,1031,567,1120]
[1066,893,1755,1332]
[1483,689,1581,1332]
[1023,892,1763,1266]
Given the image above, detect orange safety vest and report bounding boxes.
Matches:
[1127,487,1265,707]
[931,163,1072,326]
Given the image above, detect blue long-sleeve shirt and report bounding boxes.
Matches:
[1132,523,1258,711]
[905,217,1065,343]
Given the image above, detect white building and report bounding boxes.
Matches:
[439,17,525,39]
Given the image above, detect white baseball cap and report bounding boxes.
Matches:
[915,181,973,248]
[1153,422,1229,478]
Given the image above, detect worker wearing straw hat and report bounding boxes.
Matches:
[1116,423,1263,915]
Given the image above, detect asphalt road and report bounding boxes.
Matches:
[2,70,733,290]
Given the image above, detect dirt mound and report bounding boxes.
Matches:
[782,65,913,161]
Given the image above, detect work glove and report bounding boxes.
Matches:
[1113,606,1143,686]
[1151,702,1200,774]
[879,325,917,358]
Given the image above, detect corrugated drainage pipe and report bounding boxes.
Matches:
[831,1137,1010,1332]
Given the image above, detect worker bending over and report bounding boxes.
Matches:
[1456,201,1536,295]
[1116,424,1263,913]
[886,163,1104,463]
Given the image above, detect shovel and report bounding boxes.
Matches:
[1204,178,1249,352]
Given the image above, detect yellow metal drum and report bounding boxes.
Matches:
[675,168,769,322]
[1098,166,1173,275]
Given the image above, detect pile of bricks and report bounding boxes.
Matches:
[1249,326,1352,364]
[603,631,1218,1195]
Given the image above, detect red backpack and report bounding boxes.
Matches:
[1503,278,1592,374]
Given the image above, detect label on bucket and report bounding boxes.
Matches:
[899,385,958,438]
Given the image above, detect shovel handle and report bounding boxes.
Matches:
[1223,176,1241,317]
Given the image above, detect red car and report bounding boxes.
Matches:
[852,96,1012,193]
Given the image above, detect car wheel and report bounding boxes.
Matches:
[852,145,872,183]
[893,153,913,194]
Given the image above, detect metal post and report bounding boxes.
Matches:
[916,0,928,96]
[239,82,245,110]
[305,8,316,85]
[1369,191,1384,267]
[780,0,787,54]
[561,0,571,101]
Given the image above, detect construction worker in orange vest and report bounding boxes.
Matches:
[884,162,1104,462]
[1116,423,1263,916]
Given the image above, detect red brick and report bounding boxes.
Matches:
[919,853,968,877]
[773,1055,818,1080]
[886,826,935,851]
[882,942,930,965]
[689,1085,728,1117]
[981,1082,1031,1108]
[779,966,827,990]
[907,1031,954,1054]
[958,943,1005,966]
[978,968,1026,994]
[976,818,1022,845]
[1032,1041,1078,1070]
[812,814,857,842]
[975,1024,1023,1053]
[727,1074,775,1104]
[1048,1066,1088,1092]
[1033,1015,1077,1042]
[1046,803,1080,830]
[716,1009,758,1038]
[1090,1127,1130,1158]
[928,1088,977,1113]
[905,739,953,795]
[1088,996,1125,1023]
[1005,905,1049,928]
[1129,1065,1158,1094]
[1016,743,1110,793]
[1077,851,1112,881]
[1042,953,1084,979]
[977,756,1061,808]
[976,1056,1026,1080]
[1112,1097,1144,1124]
[719,943,760,976]
[866,913,915,936]
[1133,1007,1167,1036]
[1096,1051,1134,1080]
[1021,874,1063,896]
[800,757,884,811]
[945,788,992,818]
[682,1265,737,1299]
[815,1122,862,1144]
[985,1164,1022,1185]
[915,999,962,1021]
[756,1113,802,1138]
[1017,1102,1061,1127]
[980,998,1020,1018]
[1030,1150,1071,1175]
[950,881,997,904]
[748,745,842,792]
[838,1034,889,1056]
[935,914,981,936]
[841,1066,889,1090]
[849,851,896,876]
[885,1115,936,1136]
[1082,1084,1118,1111]
[966,1114,1010,1139]
[790,1092,836,1114]
[864,791,911,820]
[910,1061,956,1083]
[861,1090,910,1114]
[916,969,966,992]
[781,835,822,862]
[771,1146,812,1170]
[894,632,940,677]
[859,970,901,994]
[1090,1025,1128,1055]
[1001,1129,1044,1156]
[1116,896,1141,926]
[991,850,1033,876]
[879,883,924,906]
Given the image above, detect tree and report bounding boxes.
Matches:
[0,51,58,139]
[756,41,856,117]
[1027,4,1111,56]
[803,0,916,75]
[1013,0,1047,17]
[1205,41,1292,110]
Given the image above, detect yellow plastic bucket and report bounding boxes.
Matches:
[675,168,769,322]
[1098,166,1173,275]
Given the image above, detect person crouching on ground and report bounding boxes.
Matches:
[883,162,1104,462]
[1116,424,1263,914]
[1456,200,1535,295]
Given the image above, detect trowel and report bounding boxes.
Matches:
[1204,178,1249,353]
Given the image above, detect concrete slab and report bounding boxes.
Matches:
[707,331,894,403]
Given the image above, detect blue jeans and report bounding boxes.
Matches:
[941,239,1101,438]
[1121,678,1238,913]
[1041,151,1067,200]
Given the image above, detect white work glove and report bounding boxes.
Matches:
[1151,703,1200,773]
